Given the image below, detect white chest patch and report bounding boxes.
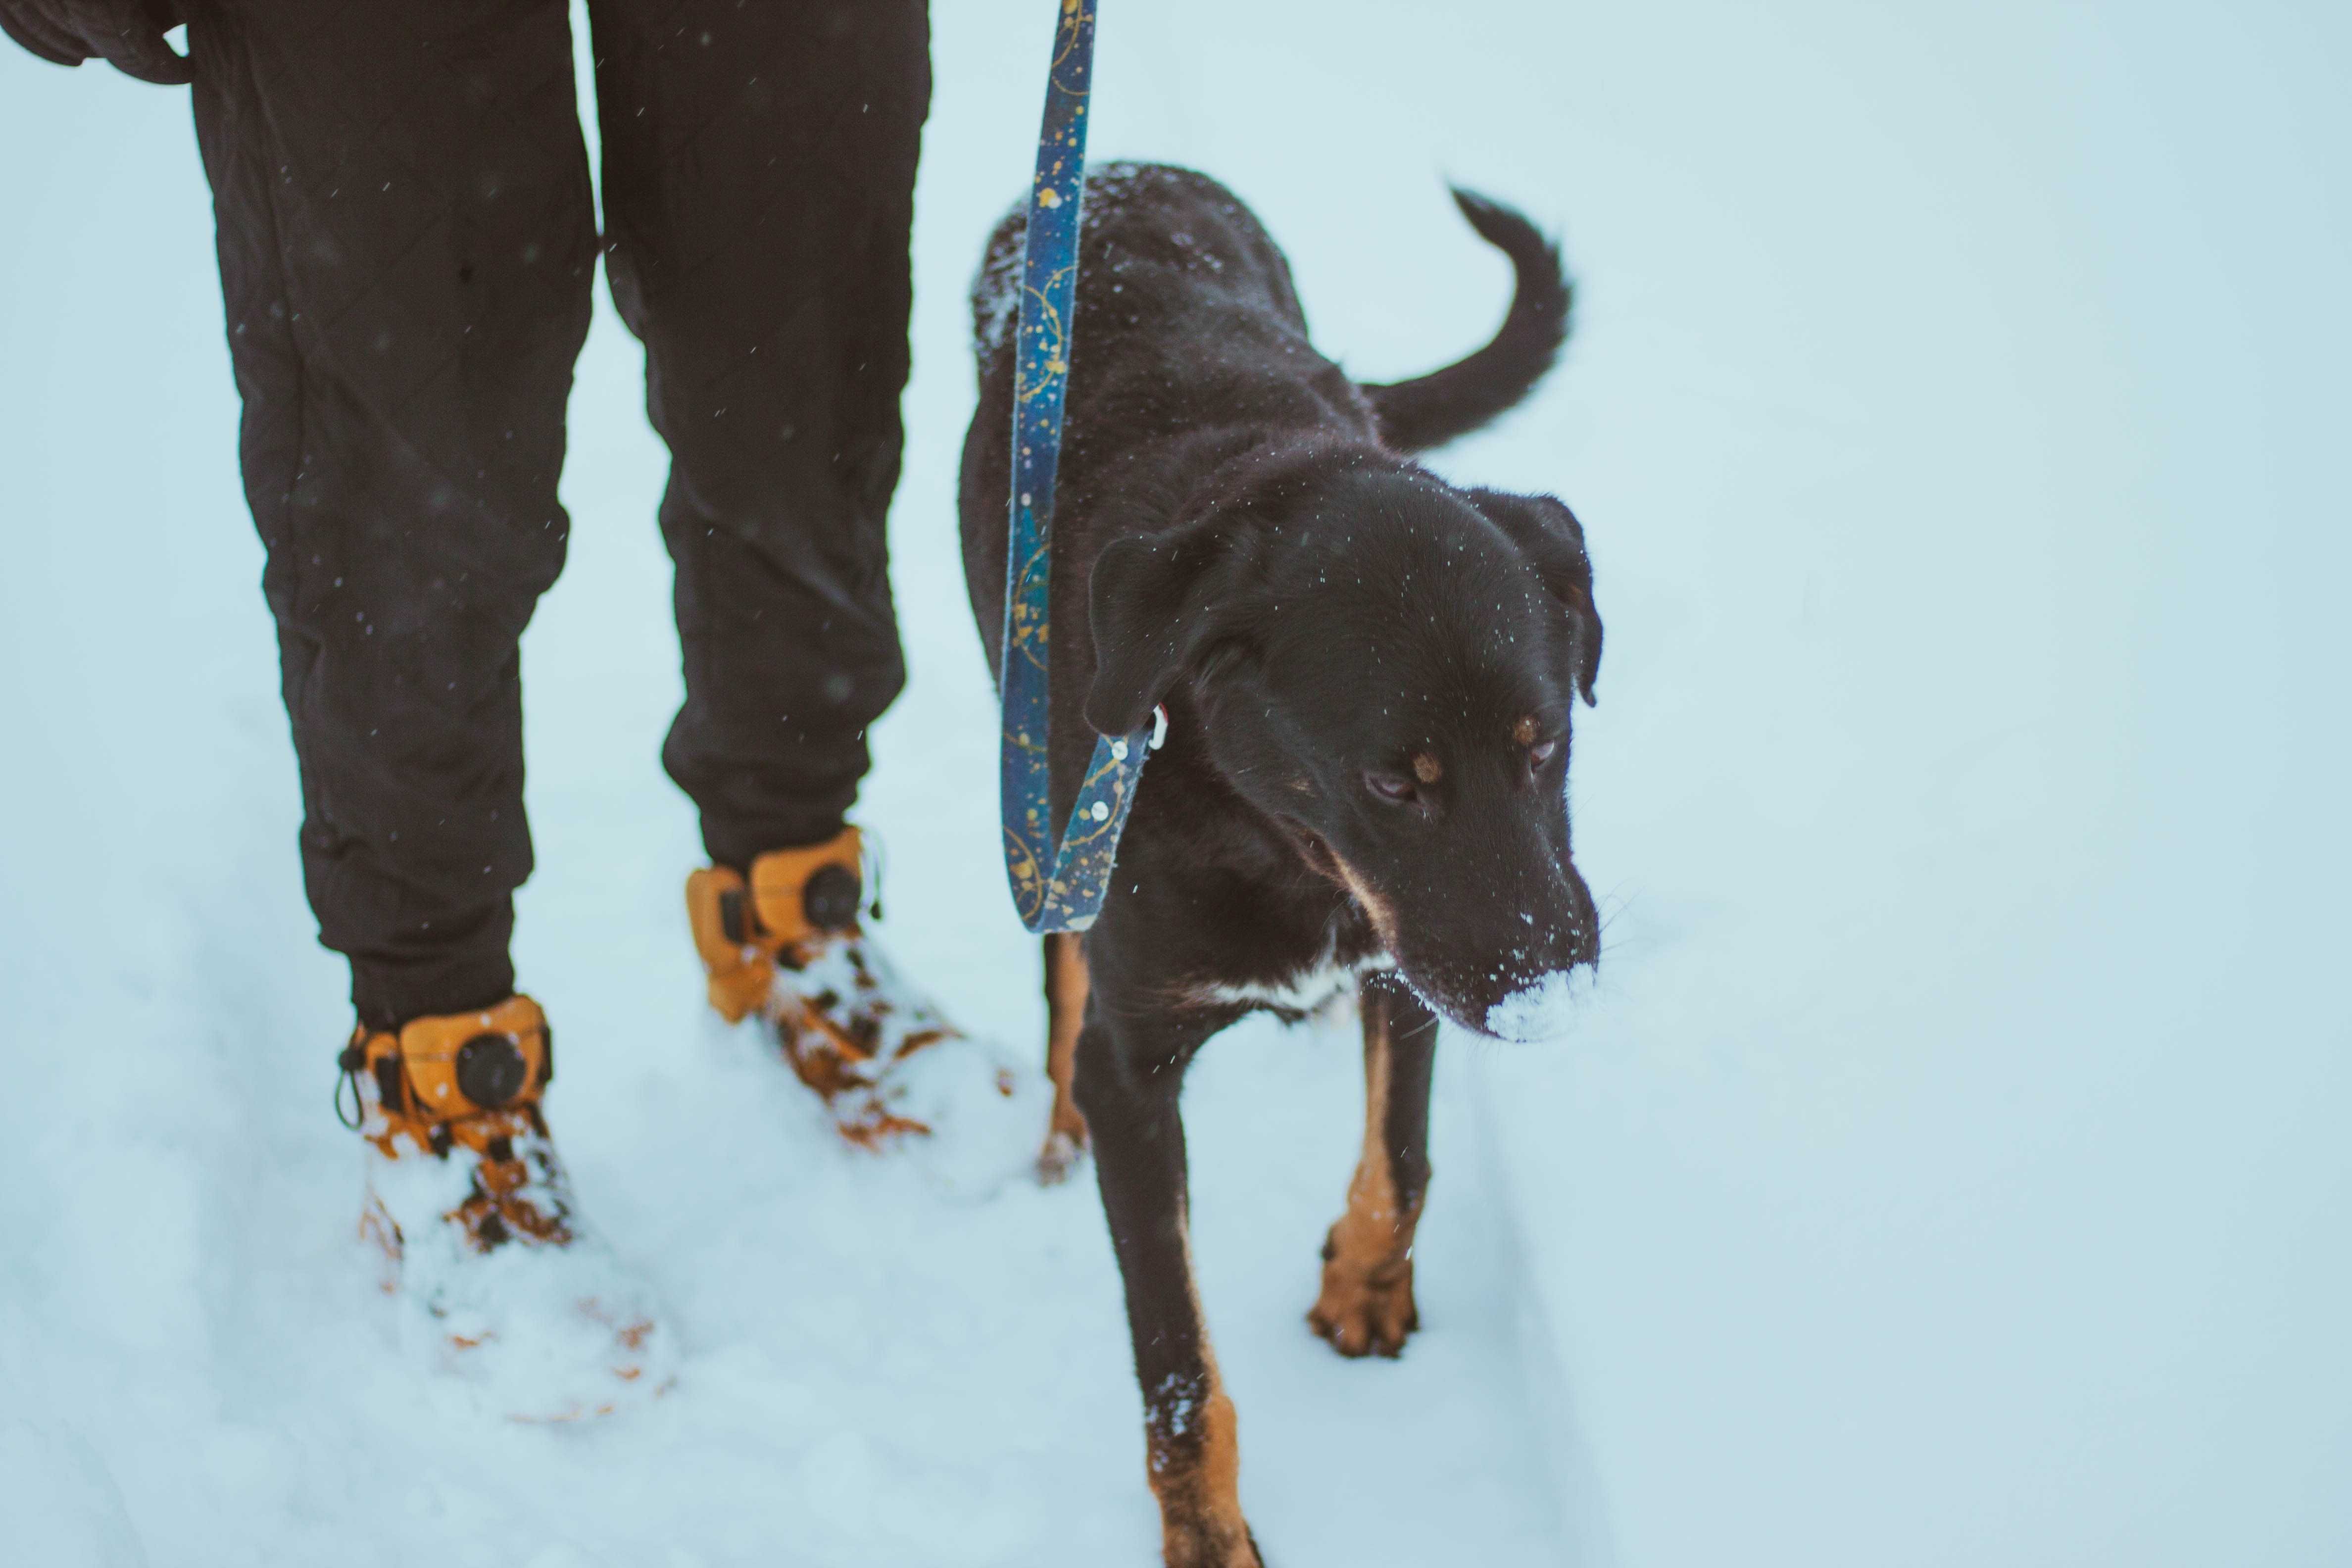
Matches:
[1201,953,1394,1020]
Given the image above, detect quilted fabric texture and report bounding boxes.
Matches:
[185,0,929,1026]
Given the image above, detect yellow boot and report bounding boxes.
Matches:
[687,828,1035,1172]
[340,995,674,1419]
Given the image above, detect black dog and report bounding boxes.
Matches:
[959,163,1600,1567]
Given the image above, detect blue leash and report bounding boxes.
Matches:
[998,0,1155,935]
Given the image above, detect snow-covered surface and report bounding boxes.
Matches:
[3,3,2349,1567]
[356,1079,680,1428]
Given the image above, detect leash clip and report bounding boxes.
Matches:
[1150,705,1170,751]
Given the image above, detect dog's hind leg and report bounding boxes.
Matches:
[1310,973,1438,1358]
[1077,1006,1264,1568]
[1037,932,1091,1182]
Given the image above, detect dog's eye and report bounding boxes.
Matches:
[1528,737,1561,766]
[1364,772,1417,805]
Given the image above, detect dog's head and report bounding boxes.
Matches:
[1087,454,1602,1040]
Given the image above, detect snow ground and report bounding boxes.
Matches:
[4,3,2351,1567]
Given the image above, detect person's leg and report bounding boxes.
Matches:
[590,2,1025,1174]
[188,0,672,1415]
[589,0,929,866]
[190,0,596,1028]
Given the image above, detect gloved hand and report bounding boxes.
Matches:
[1,0,188,86]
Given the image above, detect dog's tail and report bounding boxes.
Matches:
[1364,188,1570,453]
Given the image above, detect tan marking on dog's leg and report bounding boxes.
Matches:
[1309,987,1424,1357]
[1038,932,1091,1182]
[1147,1201,1261,1568]
[1149,1375,1255,1567]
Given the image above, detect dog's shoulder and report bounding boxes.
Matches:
[970,162,1301,365]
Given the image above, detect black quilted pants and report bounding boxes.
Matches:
[188,0,928,1029]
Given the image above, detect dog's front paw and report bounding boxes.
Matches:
[1308,1225,1419,1358]
[1035,1125,1086,1184]
[1161,1516,1265,1568]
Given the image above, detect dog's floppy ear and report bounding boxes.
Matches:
[1469,489,1603,705]
[1085,513,1260,736]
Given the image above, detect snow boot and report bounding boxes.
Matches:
[339,994,676,1421]
[686,828,1040,1182]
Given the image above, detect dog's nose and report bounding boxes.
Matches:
[1484,963,1596,1041]
[1479,867,1597,1040]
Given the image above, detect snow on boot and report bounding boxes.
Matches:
[686,828,1044,1194]
[339,995,676,1421]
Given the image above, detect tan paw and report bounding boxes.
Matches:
[1308,1228,1419,1358]
[1035,1125,1087,1184]
[1160,1516,1265,1568]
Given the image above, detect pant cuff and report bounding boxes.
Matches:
[350,948,518,1034]
[701,808,853,876]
